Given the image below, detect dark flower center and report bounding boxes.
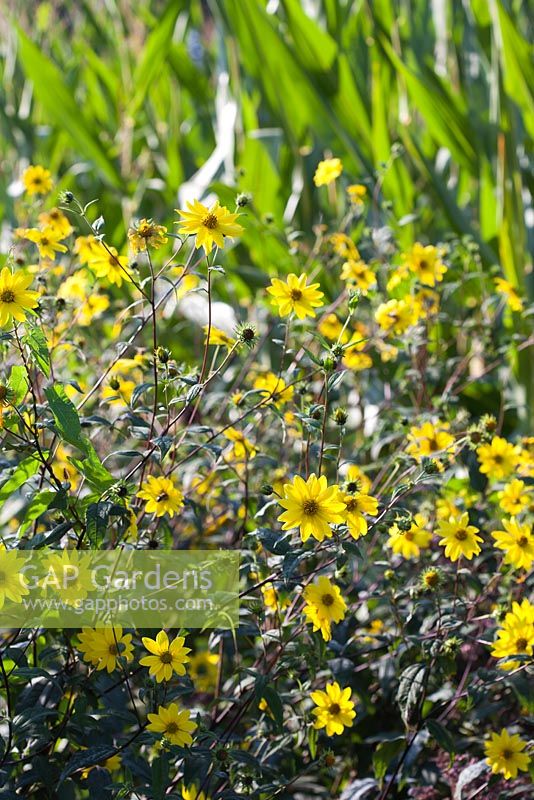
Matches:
[517,536,528,547]
[160,651,173,664]
[290,289,302,301]
[166,722,179,734]
[321,593,334,607]
[303,499,319,516]
[202,213,218,230]
[157,493,169,502]
[455,530,468,541]
[0,290,15,303]
[329,703,341,715]
[515,637,527,651]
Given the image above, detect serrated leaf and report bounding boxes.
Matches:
[23,324,51,378]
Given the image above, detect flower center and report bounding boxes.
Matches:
[346,481,359,493]
[160,651,173,664]
[321,593,334,607]
[166,722,179,734]
[517,536,528,547]
[515,637,527,651]
[419,259,428,269]
[157,493,169,502]
[329,703,341,715]
[345,498,358,513]
[202,213,218,230]
[302,499,319,516]
[0,290,15,303]
[502,749,512,760]
[455,530,468,541]
[493,454,503,464]
[404,532,414,541]
[290,288,302,301]
[108,644,118,655]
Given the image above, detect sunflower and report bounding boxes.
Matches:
[484,729,530,780]
[311,682,356,736]
[437,512,483,561]
[147,702,197,747]
[0,267,39,326]
[176,199,243,253]
[77,627,134,673]
[278,474,345,542]
[402,242,447,286]
[137,475,184,518]
[140,630,191,682]
[491,518,534,571]
[477,436,520,481]
[267,273,324,320]
[303,576,347,641]
[22,164,53,195]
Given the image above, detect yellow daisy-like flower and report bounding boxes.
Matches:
[498,479,529,516]
[484,729,530,780]
[77,294,110,326]
[414,288,440,318]
[204,325,235,348]
[387,514,433,559]
[341,491,378,540]
[22,164,53,195]
[176,200,243,253]
[318,313,347,342]
[491,601,534,668]
[253,372,294,407]
[374,298,418,335]
[494,278,524,312]
[224,427,257,461]
[402,243,447,287]
[313,158,343,187]
[303,576,347,642]
[77,627,134,673]
[406,421,455,462]
[491,518,534,571]
[88,245,131,287]
[147,702,197,747]
[137,475,184,518]
[140,630,191,683]
[0,267,39,327]
[329,233,359,260]
[0,550,30,609]
[346,184,367,204]
[74,235,102,264]
[20,227,68,260]
[188,651,220,693]
[267,273,324,320]
[477,436,520,481]
[38,208,73,238]
[340,259,376,293]
[101,377,135,407]
[437,512,483,561]
[278,474,345,543]
[343,464,372,496]
[311,681,356,736]
[181,786,210,800]
[128,219,168,253]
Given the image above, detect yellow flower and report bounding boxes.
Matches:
[494,278,523,312]
[346,184,367,204]
[303,576,347,641]
[484,729,530,780]
[23,165,53,195]
[181,786,210,800]
[224,427,257,461]
[74,235,102,264]
[38,208,73,238]
[57,270,91,302]
[101,377,135,407]
[176,199,243,253]
[477,436,520,481]
[387,514,432,559]
[253,372,294,407]
[77,627,134,673]
[341,491,378,540]
[53,443,80,490]
[0,551,29,609]
[343,350,372,372]
[137,475,184,518]
[0,267,39,326]
[20,227,68,260]
[498,479,530,515]
[414,288,440,318]
[402,243,447,287]
[330,233,359,260]
[343,464,372,496]
[40,550,94,605]
[278,474,345,543]
[340,259,376,293]
[267,273,324,320]
[128,219,168,253]
[311,682,356,736]
[491,599,534,667]
[140,630,191,682]
[77,294,110,326]
[491,518,534,571]
[374,298,418,334]
[318,313,347,342]
[437,512,483,561]
[89,245,131,287]
[204,325,235,348]
[147,702,197,746]
[313,158,343,187]
[386,264,410,291]
[188,651,220,693]
[406,421,455,462]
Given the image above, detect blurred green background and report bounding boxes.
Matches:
[1,0,533,408]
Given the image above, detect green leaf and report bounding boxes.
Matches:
[23,324,51,378]
[0,454,41,507]
[69,447,115,493]
[372,736,405,783]
[18,490,57,536]
[397,663,427,727]
[16,27,121,187]
[260,685,284,730]
[8,365,27,404]
[58,746,118,785]
[44,385,86,453]
[426,719,456,754]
